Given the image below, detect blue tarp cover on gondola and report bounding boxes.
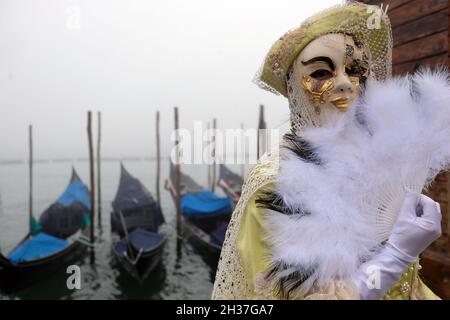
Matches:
[114,228,164,256]
[8,233,69,266]
[181,191,233,218]
[111,165,165,235]
[57,179,90,209]
[39,169,90,239]
[112,165,159,211]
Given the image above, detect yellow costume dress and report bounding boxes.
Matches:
[212,2,441,300]
[213,151,439,300]
[212,153,439,300]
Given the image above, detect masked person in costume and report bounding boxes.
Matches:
[212,1,446,300]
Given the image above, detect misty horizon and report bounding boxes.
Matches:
[0,0,339,161]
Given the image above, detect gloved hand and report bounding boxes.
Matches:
[352,191,442,300]
[388,191,442,260]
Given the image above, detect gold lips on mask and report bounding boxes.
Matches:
[302,75,334,106]
[330,96,350,109]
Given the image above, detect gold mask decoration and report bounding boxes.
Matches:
[295,33,369,112]
[302,76,335,107]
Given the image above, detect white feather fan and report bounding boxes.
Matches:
[272,68,450,294]
[303,68,450,242]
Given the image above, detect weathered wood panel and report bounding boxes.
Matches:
[393,53,448,74]
[364,0,412,10]
[360,0,449,299]
[388,0,447,27]
[392,31,447,64]
[426,174,449,203]
[421,250,450,298]
[393,9,447,46]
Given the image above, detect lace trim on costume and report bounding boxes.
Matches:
[212,152,280,299]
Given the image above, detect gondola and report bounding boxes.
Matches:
[0,168,91,293]
[165,163,233,254]
[217,164,243,204]
[111,164,166,283]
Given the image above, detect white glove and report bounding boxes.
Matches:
[388,191,442,260]
[352,191,442,300]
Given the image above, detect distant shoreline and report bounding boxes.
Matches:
[0,157,171,165]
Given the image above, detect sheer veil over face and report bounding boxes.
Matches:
[287,33,370,131]
[213,2,394,300]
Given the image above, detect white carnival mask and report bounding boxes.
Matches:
[287,33,370,130]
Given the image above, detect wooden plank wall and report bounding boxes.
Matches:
[363,0,447,73]
[360,0,450,298]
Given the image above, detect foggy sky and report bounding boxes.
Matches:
[0,0,339,161]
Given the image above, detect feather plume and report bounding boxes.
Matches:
[267,68,450,296]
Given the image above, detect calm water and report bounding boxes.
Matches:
[0,160,247,300]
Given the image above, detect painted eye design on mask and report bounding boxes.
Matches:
[345,66,362,77]
[346,60,369,80]
[309,69,333,81]
[302,56,335,81]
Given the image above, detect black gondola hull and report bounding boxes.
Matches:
[0,168,91,294]
[165,169,231,257]
[182,217,223,255]
[112,236,166,284]
[0,235,87,294]
[110,164,167,283]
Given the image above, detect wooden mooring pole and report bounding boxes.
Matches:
[156,111,161,205]
[174,107,182,255]
[97,111,102,228]
[257,104,267,159]
[212,118,217,193]
[240,123,245,178]
[207,121,211,190]
[28,125,33,233]
[87,111,95,262]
